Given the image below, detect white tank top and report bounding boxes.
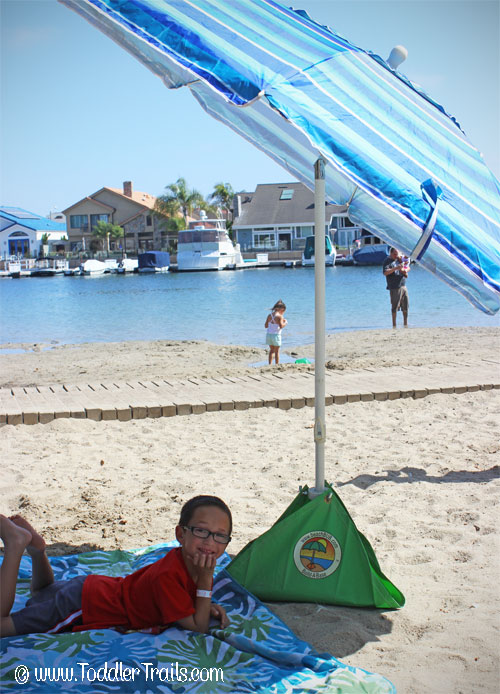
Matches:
[267,312,281,335]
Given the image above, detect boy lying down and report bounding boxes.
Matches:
[0,495,231,637]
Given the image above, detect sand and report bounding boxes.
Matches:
[1,326,499,693]
[2,326,499,387]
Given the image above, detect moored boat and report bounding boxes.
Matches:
[302,236,336,266]
[177,211,236,271]
[352,231,390,265]
[138,251,170,273]
[80,259,107,275]
[104,258,119,273]
[117,257,138,273]
[30,258,69,276]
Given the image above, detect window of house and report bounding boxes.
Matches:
[146,215,152,226]
[253,232,276,248]
[70,215,88,228]
[295,225,313,238]
[280,189,294,200]
[90,214,109,227]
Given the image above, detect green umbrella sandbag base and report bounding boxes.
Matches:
[227,482,405,609]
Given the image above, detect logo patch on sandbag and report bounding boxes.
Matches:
[293,531,341,579]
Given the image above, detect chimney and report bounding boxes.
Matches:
[123,181,133,198]
[233,194,242,219]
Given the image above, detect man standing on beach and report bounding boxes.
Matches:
[383,247,409,328]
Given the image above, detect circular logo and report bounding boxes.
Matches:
[293,531,341,579]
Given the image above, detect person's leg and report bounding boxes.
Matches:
[401,288,409,327]
[389,289,398,328]
[275,346,280,364]
[268,346,273,365]
[0,515,31,626]
[9,516,54,593]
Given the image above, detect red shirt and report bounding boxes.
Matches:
[79,547,197,631]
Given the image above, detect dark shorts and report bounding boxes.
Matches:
[11,576,86,635]
[390,286,409,312]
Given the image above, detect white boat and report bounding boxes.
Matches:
[235,246,269,269]
[80,259,107,275]
[30,259,69,276]
[302,236,337,266]
[117,258,138,273]
[104,258,119,273]
[176,211,237,271]
[8,260,33,278]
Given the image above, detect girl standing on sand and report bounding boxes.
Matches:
[265,300,287,365]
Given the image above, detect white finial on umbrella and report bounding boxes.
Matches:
[387,45,408,70]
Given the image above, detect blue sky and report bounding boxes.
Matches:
[1,0,498,216]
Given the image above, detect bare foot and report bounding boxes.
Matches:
[0,514,32,552]
[8,515,46,555]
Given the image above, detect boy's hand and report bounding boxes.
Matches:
[192,551,217,571]
[210,604,229,628]
[192,551,217,587]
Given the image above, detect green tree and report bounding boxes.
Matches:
[155,177,205,225]
[210,182,234,236]
[91,220,124,252]
[210,182,234,218]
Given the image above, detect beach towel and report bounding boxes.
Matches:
[1,543,396,693]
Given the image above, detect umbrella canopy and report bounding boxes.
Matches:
[60,0,500,314]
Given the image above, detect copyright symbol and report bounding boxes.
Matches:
[15,665,30,684]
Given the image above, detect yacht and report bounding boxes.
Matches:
[302,235,337,266]
[176,211,237,271]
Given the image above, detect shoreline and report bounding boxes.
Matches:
[1,326,499,388]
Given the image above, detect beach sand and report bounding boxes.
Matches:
[1,326,499,693]
[2,326,499,387]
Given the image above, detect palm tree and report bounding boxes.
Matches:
[155,177,205,225]
[92,220,124,253]
[210,182,234,221]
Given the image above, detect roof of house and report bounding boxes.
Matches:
[0,206,66,232]
[233,183,347,227]
[62,187,156,214]
[106,187,156,209]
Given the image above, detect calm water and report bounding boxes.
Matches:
[0,266,498,348]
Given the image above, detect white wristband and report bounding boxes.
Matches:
[196,589,212,599]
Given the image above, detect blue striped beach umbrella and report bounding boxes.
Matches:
[60,0,500,314]
[60,0,500,502]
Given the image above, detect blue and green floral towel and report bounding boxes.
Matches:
[1,543,395,692]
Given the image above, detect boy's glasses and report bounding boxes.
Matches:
[184,526,231,545]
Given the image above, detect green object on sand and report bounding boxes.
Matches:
[227,482,405,609]
[295,358,312,364]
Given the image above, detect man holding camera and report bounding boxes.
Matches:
[383,247,410,328]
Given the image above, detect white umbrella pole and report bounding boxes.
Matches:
[311,157,326,498]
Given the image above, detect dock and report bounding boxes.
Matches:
[1,360,498,425]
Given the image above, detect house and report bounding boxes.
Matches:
[232,182,361,251]
[62,181,169,253]
[0,206,66,258]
